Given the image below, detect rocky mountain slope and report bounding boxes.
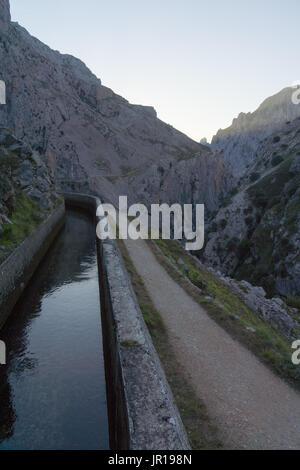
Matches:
[212,87,300,177]
[0,127,60,262]
[0,0,231,212]
[0,0,298,317]
[203,117,300,299]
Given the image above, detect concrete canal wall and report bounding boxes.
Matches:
[0,203,65,329]
[0,190,190,450]
[64,193,190,451]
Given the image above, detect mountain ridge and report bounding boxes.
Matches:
[0,0,231,211]
[211,87,300,176]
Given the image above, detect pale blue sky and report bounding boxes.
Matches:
[10,0,300,141]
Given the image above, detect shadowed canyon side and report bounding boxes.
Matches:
[0,0,231,212]
[203,101,300,301]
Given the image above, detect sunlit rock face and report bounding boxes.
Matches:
[211,87,300,176]
[0,0,232,212]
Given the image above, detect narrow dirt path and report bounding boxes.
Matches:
[124,238,300,450]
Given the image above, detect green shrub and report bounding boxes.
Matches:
[237,238,252,260]
[188,268,207,291]
[261,275,276,296]
[267,195,281,209]
[219,219,227,230]
[250,172,260,182]
[244,206,253,215]
[286,296,300,310]
[278,238,294,256]
[226,237,239,252]
[273,136,281,143]
[210,222,218,232]
[277,264,289,278]
[252,190,268,209]
[271,155,284,167]
[0,192,44,246]
[230,186,238,196]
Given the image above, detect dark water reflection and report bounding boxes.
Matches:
[0,210,109,450]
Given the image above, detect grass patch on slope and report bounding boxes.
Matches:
[148,238,300,389]
[247,154,294,208]
[117,239,223,450]
[0,192,45,247]
[286,296,300,311]
[233,154,300,294]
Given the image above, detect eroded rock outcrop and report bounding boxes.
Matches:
[0,127,60,262]
[203,117,300,298]
[208,266,298,339]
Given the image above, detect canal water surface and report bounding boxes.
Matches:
[0,210,109,450]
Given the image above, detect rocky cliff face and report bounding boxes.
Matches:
[0,127,60,262]
[203,117,300,298]
[0,0,231,211]
[0,0,10,32]
[212,87,300,176]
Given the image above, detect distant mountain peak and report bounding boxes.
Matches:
[211,86,300,176]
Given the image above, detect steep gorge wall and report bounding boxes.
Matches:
[204,117,300,298]
[0,0,231,212]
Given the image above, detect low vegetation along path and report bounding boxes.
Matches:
[124,238,300,450]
